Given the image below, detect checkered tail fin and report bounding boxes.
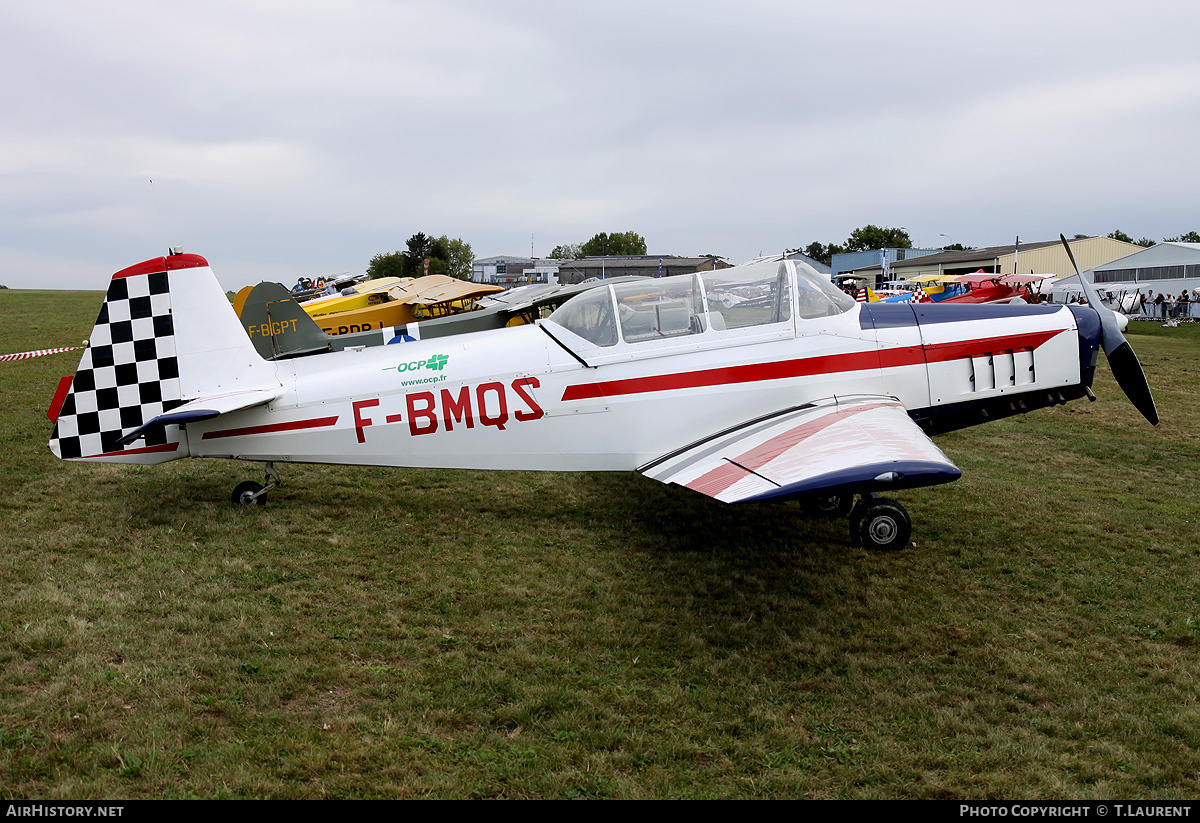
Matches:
[47,254,281,463]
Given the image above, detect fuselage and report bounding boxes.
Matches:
[184,260,1097,472]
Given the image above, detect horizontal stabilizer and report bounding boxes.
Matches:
[118,387,283,445]
[640,396,961,503]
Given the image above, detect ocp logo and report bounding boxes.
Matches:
[387,353,452,374]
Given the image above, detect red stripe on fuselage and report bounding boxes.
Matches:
[201,415,339,440]
[919,330,1059,364]
[560,329,1064,401]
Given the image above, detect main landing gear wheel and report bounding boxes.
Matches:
[231,462,280,506]
[850,497,911,552]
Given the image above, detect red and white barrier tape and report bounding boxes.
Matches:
[0,347,83,363]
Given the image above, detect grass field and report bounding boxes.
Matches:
[2,289,1198,799]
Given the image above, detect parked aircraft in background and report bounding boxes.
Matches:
[880,273,1050,305]
[238,274,504,338]
[46,236,1156,551]
[940,273,1050,304]
[235,276,652,360]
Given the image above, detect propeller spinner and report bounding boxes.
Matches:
[1060,234,1159,425]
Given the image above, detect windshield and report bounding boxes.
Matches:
[791,261,856,318]
[546,285,618,346]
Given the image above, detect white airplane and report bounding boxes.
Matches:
[46,236,1157,550]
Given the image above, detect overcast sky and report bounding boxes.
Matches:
[2,0,1198,291]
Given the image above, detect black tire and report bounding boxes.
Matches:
[848,499,869,545]
[232,480,266,506]
[852,498,911,551]
[805,493,855,519]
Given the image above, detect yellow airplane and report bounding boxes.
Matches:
[301,276,411,316]
[237,275,504,337]
[303,276,503,334]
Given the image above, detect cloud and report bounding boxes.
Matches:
[1,0,1199,288]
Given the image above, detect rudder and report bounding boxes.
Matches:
[48,253,277,463]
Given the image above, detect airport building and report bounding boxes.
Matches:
[1085,242,1200,295]
[1046,242,1200,317]
[473,255,733,286]
[831,247,941,280]
[848,236,1143,288]
[471,255,536,285]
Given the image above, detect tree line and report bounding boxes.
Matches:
[1107,229,1200,248]
[364,230,649,282]
[549,231,647,259]
[367,233,473,280]
[364,225,1200,282]
[796,225,915,266]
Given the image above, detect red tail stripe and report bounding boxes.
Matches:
[47,376,73,422]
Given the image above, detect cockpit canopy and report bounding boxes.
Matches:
[546,259,854,347]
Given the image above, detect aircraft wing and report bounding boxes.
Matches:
[117,387,283,446]
[639,396,961,503]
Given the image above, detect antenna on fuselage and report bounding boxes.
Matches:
[148,178,171,254]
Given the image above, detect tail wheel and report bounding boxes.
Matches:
[231,463,280,506]
[232,480,267,506]
[851,498,911,551]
